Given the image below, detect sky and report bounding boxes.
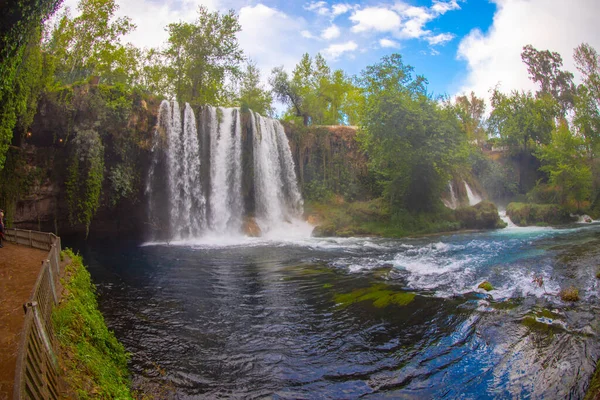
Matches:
[57,0,600,106]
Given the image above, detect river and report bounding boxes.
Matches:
[66,222,600,399]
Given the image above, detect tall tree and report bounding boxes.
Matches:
[46,0,136,85]
[455,91,486,145]
[237,61,273,116]
[521,44,575,116]
[357,53,467,212]
[164,6,244,105]
[537,121,592,209]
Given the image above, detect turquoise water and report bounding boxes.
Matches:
[68,222,600,398]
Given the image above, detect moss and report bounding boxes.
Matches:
[53,249,132,399]
[596,271,600,279]
[334,284,415,309]
[322,283,333,289]
[584,359,600,400]
[559,286,580,302]
[478,281,494,291]
[490,299,521,310]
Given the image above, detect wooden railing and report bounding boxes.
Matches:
[7,228,63,400]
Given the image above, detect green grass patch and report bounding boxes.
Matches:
[334,284,415,309]
[53,249,132,399]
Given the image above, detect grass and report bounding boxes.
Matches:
[585,360,600,400]
[559,286,580,302]
[53,249,133,399]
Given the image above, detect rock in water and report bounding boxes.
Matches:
[243,217,262,237]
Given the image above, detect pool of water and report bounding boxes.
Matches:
[67,222,600,398]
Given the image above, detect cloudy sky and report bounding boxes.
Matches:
[58,0,600,103]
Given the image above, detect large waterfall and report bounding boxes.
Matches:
[146,100,305,241]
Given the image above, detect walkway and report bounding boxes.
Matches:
[0,242,48,400]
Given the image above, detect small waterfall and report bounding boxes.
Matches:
[252,112,303,233]
[465,182,482,206]
[443,182,458,210]
[147,102,304,241]
[499,210,517,228]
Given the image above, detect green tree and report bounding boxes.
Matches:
[0,0,62,169]
[521,44,575,116]
[489,89,556,154]
[357,53,467,212]
[537,121,592,209]
[164,6,244,105]
[237,61,273,116]
[455,91,487,145]
[46,0,136,85]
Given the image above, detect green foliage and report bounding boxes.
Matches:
[357,53,468,212]
[454,91,487,145]
[489,89,556,154]
[271,53,362,125]
[536,122,592,210]
[470,151,519,200]
[521,44,575,116]
[238,61,273,116]
[164,6,244,105]
[66,129,104,236]
[506,202,574,226]
[455,201,506,230]
[46,0,137,85]
[53,249,132,399]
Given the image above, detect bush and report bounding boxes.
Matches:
[506,202,575,226]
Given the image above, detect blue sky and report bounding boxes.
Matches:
[59,0,600,105]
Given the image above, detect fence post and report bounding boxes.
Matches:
[52,244,60,276]
[45,261,58,305]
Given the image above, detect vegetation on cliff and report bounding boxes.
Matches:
[53,249,132,399]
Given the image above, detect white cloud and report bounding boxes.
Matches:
[426,32,454,45]
[321,25,341,40]
[322,40,358,60]
[332,3,353,16]
[431,0,460,15]
[238,4,307,74]
[456,0,600,102]
[301,30,317,39]
[350,7,401,33]
[55,0,220,49]
[305,1,329,16]
[379,38,400,48]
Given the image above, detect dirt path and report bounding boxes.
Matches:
[0,242,48,400]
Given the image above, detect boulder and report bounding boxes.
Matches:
[456,201,506,230]
[243,217,261,237]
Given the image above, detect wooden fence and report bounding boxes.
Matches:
[7,228,63,400]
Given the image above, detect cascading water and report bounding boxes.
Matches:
[443,182,458,210]
[147,102,305,241]
[465,182,482,206]
[252,112,304,233]
[209,107,243,234]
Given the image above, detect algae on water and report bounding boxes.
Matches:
[334,284,416,309]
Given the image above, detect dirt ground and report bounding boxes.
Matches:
[0,242,48,400]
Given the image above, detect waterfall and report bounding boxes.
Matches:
[147,102,304,241]
[443,182,458,210]
[465,182,482,206]
[253,112,303,233]
[209,107,243,234]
